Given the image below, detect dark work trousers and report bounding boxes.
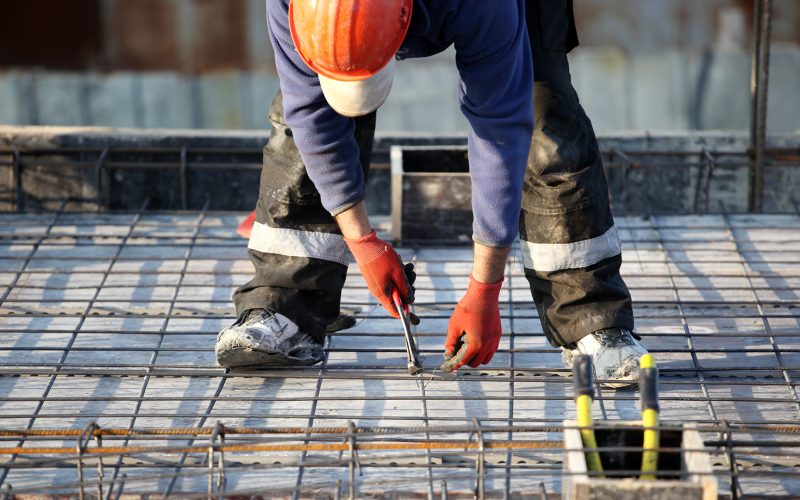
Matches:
[521,33,634,347]
[232,91,376,343]
[233,0,634,347]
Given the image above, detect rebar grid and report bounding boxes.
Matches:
[0,211,799,497]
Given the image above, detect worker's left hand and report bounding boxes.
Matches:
[441,275,503,371]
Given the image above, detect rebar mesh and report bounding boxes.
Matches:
[0,209,799,497]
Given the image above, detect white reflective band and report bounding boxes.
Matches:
[520,225,621,272]
[248,221,350,266]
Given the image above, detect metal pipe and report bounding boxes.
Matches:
[180,146,189,210]
[749,0,773,212]
[11,146,23,212]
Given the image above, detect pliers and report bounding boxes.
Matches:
[392,289,422,375]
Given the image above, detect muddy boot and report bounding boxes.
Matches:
[561,329,647,388]
[216,309,324,368]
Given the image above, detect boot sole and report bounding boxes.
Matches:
[216,347,322,369]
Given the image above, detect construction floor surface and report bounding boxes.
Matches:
[0,211,799,498]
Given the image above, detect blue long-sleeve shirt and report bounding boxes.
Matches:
[267,0,533,246]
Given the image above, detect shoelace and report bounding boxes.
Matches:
[240,309,286,334]
[261,309,290,337]
[590,328,633,347]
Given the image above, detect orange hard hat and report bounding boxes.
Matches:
[289,0,413,82]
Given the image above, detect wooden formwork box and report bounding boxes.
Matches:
[562,420,717,500]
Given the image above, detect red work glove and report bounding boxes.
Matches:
[441,275,503,371]
[344,230,415,319]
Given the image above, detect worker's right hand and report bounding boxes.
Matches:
[344,230,416,319]
[441,275,503,372]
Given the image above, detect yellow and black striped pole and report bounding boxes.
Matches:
[639,354,660,480]
[573,355,604,477]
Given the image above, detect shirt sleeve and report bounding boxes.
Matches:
[453,0,534,246]
[266,0,366,215]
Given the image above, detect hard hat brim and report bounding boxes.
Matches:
[319,59,396,117]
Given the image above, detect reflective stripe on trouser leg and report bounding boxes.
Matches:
[248,222,350,266]
[519,47,633,348]
[520,225,621,273]
[232,90,376,341]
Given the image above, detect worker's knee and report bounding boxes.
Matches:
[525,109,604,198]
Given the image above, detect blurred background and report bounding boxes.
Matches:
[0,0,798,133]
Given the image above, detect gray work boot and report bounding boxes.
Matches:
[561,329,648,388]
[216,309,324,368]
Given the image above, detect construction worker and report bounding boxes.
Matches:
[216,0,648,386]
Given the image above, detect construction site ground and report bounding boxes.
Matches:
[0,211,799,498]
